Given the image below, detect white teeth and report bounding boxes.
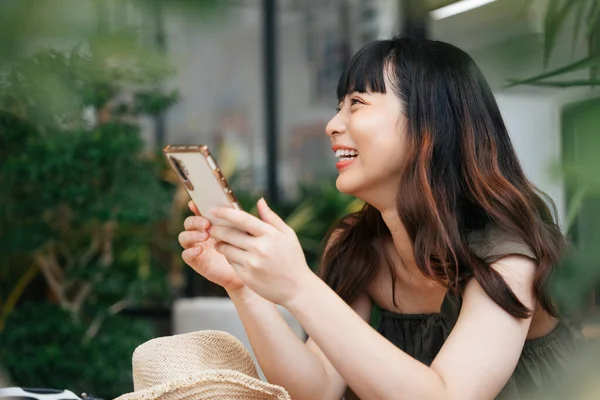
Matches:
[335,149,358,158]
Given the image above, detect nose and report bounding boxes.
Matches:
[325,111,346,138]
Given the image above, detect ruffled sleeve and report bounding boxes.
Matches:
[468,223,536,263]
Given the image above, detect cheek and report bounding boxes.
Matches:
[361,117,405,160]
[381,114,406,156]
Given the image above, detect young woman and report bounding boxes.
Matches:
[178,36,582,400]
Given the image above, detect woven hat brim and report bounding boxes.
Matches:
[113,369,291,400]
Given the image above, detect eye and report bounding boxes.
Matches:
[350,98,363,106]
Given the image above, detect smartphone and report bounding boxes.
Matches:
[163,145,241,227]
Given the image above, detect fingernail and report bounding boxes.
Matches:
[192,246,202,255]
[198,231,208,240]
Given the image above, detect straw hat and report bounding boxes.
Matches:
[115,330,291,400]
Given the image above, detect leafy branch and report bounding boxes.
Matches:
[509,0,600,87]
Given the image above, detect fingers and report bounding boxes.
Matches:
[183,215,210,231]
[211,207,272,237]
[188,200,200,216]
[257,197,290,232]
[178,230,208,249]
[209,225,253,251]
[181,245,203,266]
[180,216,211,249]
[214,241,247,267]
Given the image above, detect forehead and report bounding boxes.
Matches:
[336,43,393,101]
[338,67,396,101]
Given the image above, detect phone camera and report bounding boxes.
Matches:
[169,156,194,191]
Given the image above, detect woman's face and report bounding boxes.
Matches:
[326,73,406,208]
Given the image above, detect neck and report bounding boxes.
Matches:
[379,206,421,278]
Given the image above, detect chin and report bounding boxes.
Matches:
[335,174,362,197]
[336,171,399,211]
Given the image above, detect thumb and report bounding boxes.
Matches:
[257,198,288,232]
[188,200,200,216]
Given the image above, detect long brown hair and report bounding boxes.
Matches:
[318,37,565,318]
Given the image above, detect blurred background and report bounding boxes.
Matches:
[0,0,599,398]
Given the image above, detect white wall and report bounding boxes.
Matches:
[494,85,600,230]
[430,0,599,230]
[495,90,565,226]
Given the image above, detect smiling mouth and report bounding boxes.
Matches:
[335,149,359,161]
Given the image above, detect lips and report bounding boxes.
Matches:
[332,145,359,171]
[335,157,356,171]
[332,144,357,152]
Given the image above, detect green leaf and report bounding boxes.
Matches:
[586,0,600,35]
[543,0,582,66]
[507,78,600,87]
[544,0,573,66]
[519,0,534,13]
[565,187,589,233]
[588,2,600,86]
[506,54,600,87]
[571,0,587,58]
[284,201,316,231]
[543,0,561,66]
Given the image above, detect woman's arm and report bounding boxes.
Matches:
[228,286,372,400]
[429,255,535,399]
[285,255,535,400]
[209,202,536,400]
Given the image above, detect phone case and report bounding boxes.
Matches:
[163,145,241,227]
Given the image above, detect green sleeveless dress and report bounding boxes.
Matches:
[370,224,584,399]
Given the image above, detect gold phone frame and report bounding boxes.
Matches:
[163,144,240,209]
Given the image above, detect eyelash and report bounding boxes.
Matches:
[336,98,363,113]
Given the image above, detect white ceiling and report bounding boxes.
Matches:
[428,0,543,51]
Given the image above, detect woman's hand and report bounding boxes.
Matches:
[208,198,316,307]
[178,201,246,293]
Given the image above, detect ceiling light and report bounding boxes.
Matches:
[430,0,498,20]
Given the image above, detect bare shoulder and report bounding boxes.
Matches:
[490,254,536,305]
[464,254,537,312]
[489,254,560,338]
[490,254,537,279]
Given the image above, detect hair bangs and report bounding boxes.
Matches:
[336,40,394,101]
